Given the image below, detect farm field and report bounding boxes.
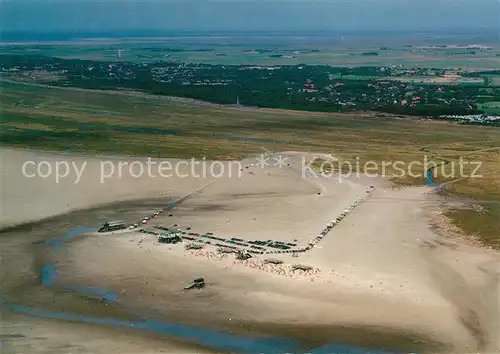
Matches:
[2,37,500,69]
[485,76,500,87]
[386,76,485,85]
[1,81,499,248]
[2,30,500,354]
[479,101,500,114]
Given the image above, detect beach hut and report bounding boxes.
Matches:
[185,243,204,250]
[98,220,127,233]
[292,264,313,272]
[158,234,182,244]
[217,247,236,254]
[264,258,284,265]
[236,251,252,260]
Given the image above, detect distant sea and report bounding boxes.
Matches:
[1,29,498,43]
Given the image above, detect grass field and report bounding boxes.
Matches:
[485,76,500,87]
[479,101,500,114]
[332,75,489,86]
[1,81,499,247]
[387,76,486,85]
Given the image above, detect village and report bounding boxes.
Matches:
[1,53,499,122]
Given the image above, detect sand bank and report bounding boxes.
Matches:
[2,148,499,353]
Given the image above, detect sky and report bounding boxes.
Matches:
[2,0,499,33]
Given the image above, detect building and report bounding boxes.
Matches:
[292,264,313,272]
[264,258,284,265]
[98,220,127,233]
[158,234,182,244]
[236,251,252,260]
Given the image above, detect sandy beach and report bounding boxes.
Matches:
[1,147,499,353]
